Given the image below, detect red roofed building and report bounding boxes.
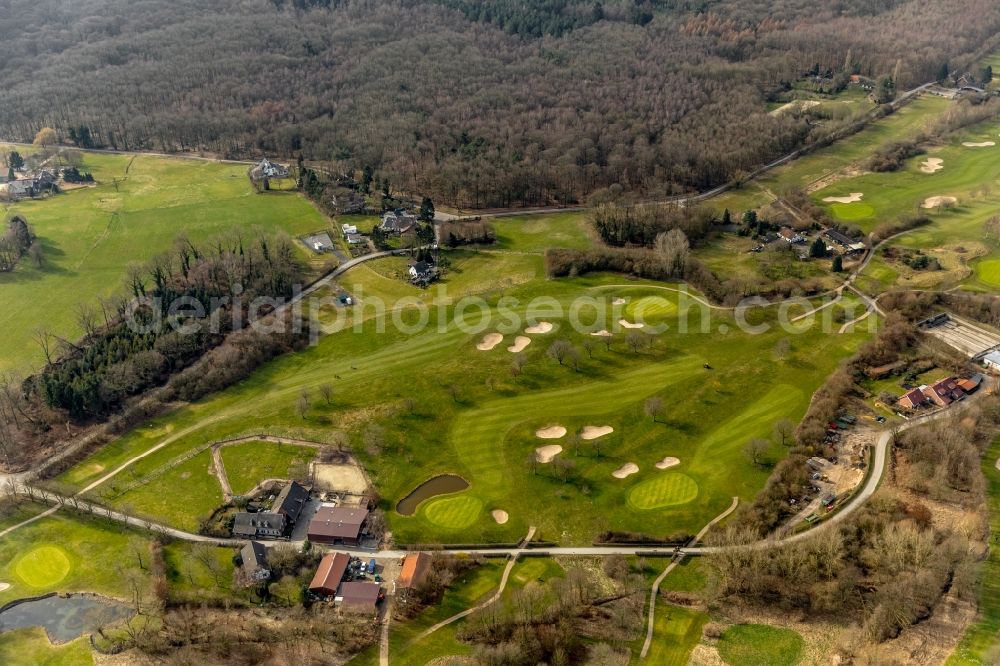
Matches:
[307,506,369,546]
[397,552,432,594]
[338,581,382,614]
[309,552,351,597]
[922,377,966,407]
[898,388,928,410]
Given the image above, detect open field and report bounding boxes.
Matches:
[49,263,867,544]
[0,147,328,373]
[644,604,708,666]
[0,627,93,666]
[717,623,805,666]
[947,436,1000,665]
[220,439,315,496]
[490,213,595,253]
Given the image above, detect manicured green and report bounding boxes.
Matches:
[220,440,316,496]
[717,623,804,666]
[13,545,72,588]
[0,628,93,666]
[0,147,327,373]
[975,258,1000,286]
[626,295,679,321]
[643,604,709,666]
[828,202,875,221]
[422,495,484,529]
[628,473,699,510]
[490,213,595,253]
[947,437,1000,665]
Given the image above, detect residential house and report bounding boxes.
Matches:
[922,377,966,407]
[346,232,364,245]
[897,388,928,410]
[408,261,433,279]
[338,581,382,613]
[983,350,1000,371]
[956,374,984,393]
[233,512,286,539]
[307,506,369,546]
[272,481,309,525]
[341,224,358,236]
[397,552,431,594]
[249,158,290,181]
[381,211,416,234]
[308,551,351,597]
[240,541,271,582]
[778,227,804,244]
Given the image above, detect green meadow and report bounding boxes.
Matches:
[0,147,327,373]
[220,439,316,497]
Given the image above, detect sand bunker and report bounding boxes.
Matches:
[919,157,944,173]
[822,192,864,204]
[536,425,567,439]
[612,463,639,479]
[0,582,9,593]
[921,196,958,209]
[612,297,627,305]
[535,444,563,463]
[770,99,820,116]
[995,457,1000,471]
[590,330,612,337]
[525,322,554,334]
[963,141,995,147]
[618,319,644,329]
[507,336,531,353]
[477,333,503,351]
[655,456,680,470]
[580,425,614,440]
[492,509,509,524]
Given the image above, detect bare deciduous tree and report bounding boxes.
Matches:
[644,397,664,423]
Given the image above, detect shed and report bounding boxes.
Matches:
[307,506,369,546]
[398,552,432,591]
[338,581,381,612]
[309,552,351,597]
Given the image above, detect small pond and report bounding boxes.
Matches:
[0,594,134,643]
[396,474,470,516]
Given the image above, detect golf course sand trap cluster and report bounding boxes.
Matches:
[963,141,996,147]
[476,333,503,351]
[612,297,627,305]
[525,321,554,334]
[618,320,644,329]
[919,157,944,173]
[590,329,612,337]
[507,336,531,353]
[612,462,639,479]
[535,445,563,463]
[655,456,680,469]
[536,425,567,439]
[822,192,864,204]
[580,425,614,440]
[921,196,958,209]
[491,509,509,524]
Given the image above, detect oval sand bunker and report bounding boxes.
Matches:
[507,336,531,353]
[536,425,567,439]
[655,456,680,469]
[525,321,554,334]
[822,192,863,204]
[963,141,995,147]
[612,297,627,305]
[535,444,563,463]
[492,509,509,524]
[618,320,644,329]
[590,329,612,337]
[477,333,503,351]
[921,196,957,209]
[0,582,9,593]
[580,425,614,440]
[612,462,639,479]
[919,157,943,173]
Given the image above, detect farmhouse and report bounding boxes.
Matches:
[409,261,433,279]
[307,506,369,546]
[338,581,382,613]
[309,551,351,597]
[397,552,431,594]
[233,512,286,539]
[272,481,309,524]
[898,388,929,410]
[250,158,290,181]
[923,377,967,407]
[983,350,1000,371]
[6,170,56,200]
[240,541,271,581]
[778,227,804,244]
[381,211,416,234]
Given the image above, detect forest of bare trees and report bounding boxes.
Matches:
[1,0,999,207]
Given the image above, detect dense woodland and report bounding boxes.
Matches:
[1,0,999,207]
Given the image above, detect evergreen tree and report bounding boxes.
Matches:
[361,166,373,194]
[809,237,827,258]
[8,151,23,170]
[419,196,435,222]
[832,255,843,272]
[722,208,732,225]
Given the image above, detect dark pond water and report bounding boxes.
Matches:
[0,594,134,643]
[396,474,470,516]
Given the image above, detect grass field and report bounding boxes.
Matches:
[644,604,708,666]
[490,213,595,253]
[13,545,72,587]
[717,623,804,666]
[220,440,316,496]
[628,473,700,510]
[947,436,1000,665]
[975,258,1000,287]
[0,147,328,373]
[0,627,93,666]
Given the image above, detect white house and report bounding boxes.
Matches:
[341,224,358,235]
[982,350,1000,371]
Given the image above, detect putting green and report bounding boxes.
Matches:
[976,259,1000,286]
[14,545,72,587]
[423,495,483,529]
[628,473,699,510]
[718,623,804,666]
[626,296,678,320]
[829,202,875,221]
